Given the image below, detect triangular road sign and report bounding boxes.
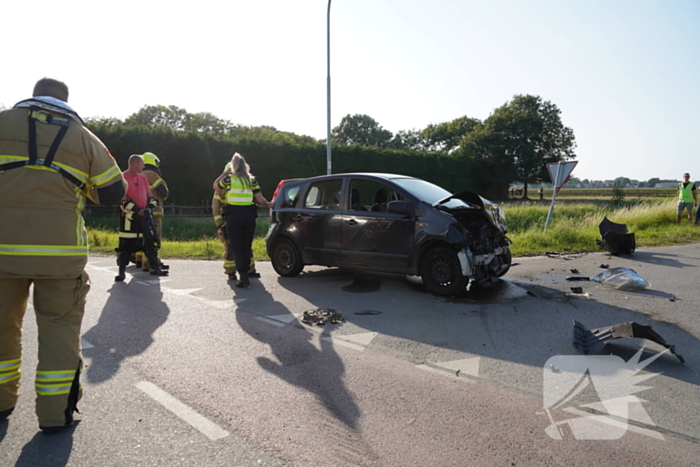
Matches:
[547,161,578,192]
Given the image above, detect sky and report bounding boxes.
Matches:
[2,0,699,182]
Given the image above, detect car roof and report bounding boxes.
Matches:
[291,173,418,183]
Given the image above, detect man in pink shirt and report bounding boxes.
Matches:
[115,155,168,281]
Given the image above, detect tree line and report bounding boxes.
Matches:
[83,94,575,204]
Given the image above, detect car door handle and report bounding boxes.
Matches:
[346,219,358,226]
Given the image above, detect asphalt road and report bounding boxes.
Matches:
[2,244,700,466]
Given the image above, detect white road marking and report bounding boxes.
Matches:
[336,332,378,347]
[321,337,366,352]
[564,401,665,440]
[266,314,299,324]
[432,357,481,378]
[136,381,229,441]
[256,316,287,327]
[416,364,477,383]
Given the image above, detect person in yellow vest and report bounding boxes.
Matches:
[212,187,260,281]
[136,152,169,271]
[677,173,697,223]
[0,78,126,433]
[219,153,269,288]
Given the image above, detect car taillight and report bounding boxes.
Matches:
[269,179,290,216]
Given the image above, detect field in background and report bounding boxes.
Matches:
[87,198,700,261]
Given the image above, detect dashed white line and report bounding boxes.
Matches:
[136,381,229,441]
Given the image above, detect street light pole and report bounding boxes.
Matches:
[326,0,332,175]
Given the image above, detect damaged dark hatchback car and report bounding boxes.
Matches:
[265,173,512,296]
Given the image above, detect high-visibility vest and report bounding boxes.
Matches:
[679,182,695,203]
[225,176,256,206]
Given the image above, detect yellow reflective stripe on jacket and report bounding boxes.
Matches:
[36,370,76,382]
[0,358,21,371]
[0,358,21,384]
[35,370,77,396]
[90,165,122,186]
[0,245,88,256]
[0,371,20,384]
[0,155,88,183]
[150,178,164,189]
[118,232,142,238]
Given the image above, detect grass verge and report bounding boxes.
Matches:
[86,199,700,260]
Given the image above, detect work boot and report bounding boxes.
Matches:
[135,261,142,268]
[236,271,250,288]
[150,268,168,276]
[159,263,169,270]
[248,271,261,278]
[0,407,14,422]
[228,273,237,281]
[40,420,74,434]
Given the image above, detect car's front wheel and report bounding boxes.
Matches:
[420,246,468,296]
[271,239,304,277]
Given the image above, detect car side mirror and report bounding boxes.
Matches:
[387,200,414,217]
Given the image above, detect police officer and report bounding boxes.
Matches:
[137,152,169,271]
[213,183,261,281]
[0,78,125,432]
[219,153,269,288]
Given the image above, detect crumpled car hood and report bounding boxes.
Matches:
[434,190,507,233]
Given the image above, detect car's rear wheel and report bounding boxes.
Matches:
[420,246,468,296]
[271,239,304,277]
[496,247,512,277]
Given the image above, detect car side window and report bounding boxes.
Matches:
[349,180,404,212]
[280,185,301,208]
[303,180,343,210]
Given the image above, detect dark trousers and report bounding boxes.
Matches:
[225,207,257,278]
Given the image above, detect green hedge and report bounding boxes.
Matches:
[91,124,485,205]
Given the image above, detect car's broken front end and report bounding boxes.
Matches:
[435,191,512,285]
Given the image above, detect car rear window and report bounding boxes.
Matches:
[303,179,343,210]
[280,184,302,208]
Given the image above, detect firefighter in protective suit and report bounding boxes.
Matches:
[136,152,169,271]
[0,78,126,432]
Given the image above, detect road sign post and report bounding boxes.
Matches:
[543,161,578,232]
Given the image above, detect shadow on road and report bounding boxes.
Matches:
[274,268,700,389]
[232,281,360,430]
[83,273,170,384]
[14,421,78,467]
[622,250,700,269]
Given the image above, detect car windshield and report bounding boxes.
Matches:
[391,178,466,208]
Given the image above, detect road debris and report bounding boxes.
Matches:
[570,286,583,294]
[599,263,609,268]
[565,292,591,299]
[566,275,590,281]
[572,320,685,364]
[354,310,383,315]
[595,217,636,255]
[301,308,344,326]
[570,268,579,274]
[591,267,650,290]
